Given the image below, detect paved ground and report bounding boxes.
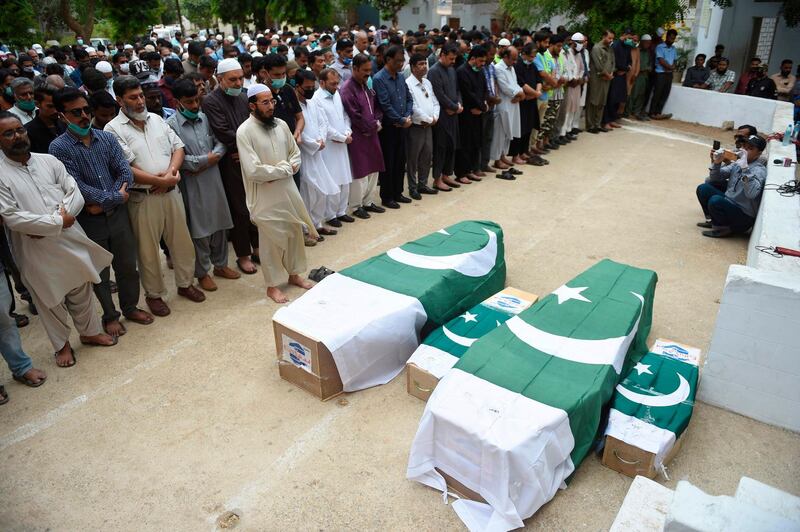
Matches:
[1,123,798,531]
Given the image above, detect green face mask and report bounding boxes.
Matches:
[224,87,242,97]
[271,76,286,90]
[16,99,35,112]
[179,107,199,120]
[67,121,92,137]
[3,86,11,97]
[366,76,373,90]
[624,38,634,47]
[471,65,480,72]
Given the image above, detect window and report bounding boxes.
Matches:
[749,17,777,65]
[412,7,420,14]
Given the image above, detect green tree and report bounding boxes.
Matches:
[59,0,96,39]
[370,0,408,28]
[0,0,38,48]
[102,0,165,40]
[184,0,215,29]
[500,0,686,40]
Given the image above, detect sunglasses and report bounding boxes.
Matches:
[64,106,92,118]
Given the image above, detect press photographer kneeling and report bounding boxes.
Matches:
[696,134,767,238]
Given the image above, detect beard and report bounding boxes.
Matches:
[254,108,276,127]
[124,104,149,121]
[8,138,30,157]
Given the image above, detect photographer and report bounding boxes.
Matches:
[696,135,767,238]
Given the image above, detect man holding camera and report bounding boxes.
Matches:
[696,134,767,238]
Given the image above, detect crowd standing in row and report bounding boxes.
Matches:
[0,23,785,403]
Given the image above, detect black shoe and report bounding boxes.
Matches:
[547,142,560,150]
[599,127,611,133]
[396,195,412,204]
[696,221,712,228]
[382,200,400,209]
[588,128,599,134]
[702,228,732,238]
[419,185,438,195]
[410,191,422,200]
[338,214,355,223]
[558,136,570,144]
[327,218,342,227]
[507,168,523,175]
[566,133,578,140]
[365,203,386,213]
[570,128,581,134]
[496,171,516,180]
[353,207,370,219]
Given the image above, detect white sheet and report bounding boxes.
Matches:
[272,273,426,391]
[406,344,460,379]
[407,369,576,531]
[605,408,676,470]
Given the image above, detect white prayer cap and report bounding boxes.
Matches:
[369,25,376,32]
[656,27,665,37]
[85,46,96,53]
[216,34,223,40]
[217,58,242,74]
[225,36,235,43]
[32,43,43,52]
[641,34,652,41]
[182,52,189,60]
[144,44,155,52]
[333,25,340,32]
[124,44,133,50]
[271,35,280,42]
[252,51,263,58]
[249,44,257,52]
[397,30,404,36]
[247,83,270,99]
[571,32,585,42]
[241,33,250,40]
[42,56,57,65]
[256,33,264,38]
[95,60,113,73]
[498,38,511,46]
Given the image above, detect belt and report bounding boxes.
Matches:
[129,186,175,195]
[84,205,121,217]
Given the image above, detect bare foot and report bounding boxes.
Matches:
[55,343,76,367]
[288,274,314,290]
[80,333,118,347]
[103,319,127,337]
[267,286,290,303]
[21,367,47,385]
[237,256,257,274]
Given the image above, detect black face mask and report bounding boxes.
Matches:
[303,88,315,100]
[537,46,547,54]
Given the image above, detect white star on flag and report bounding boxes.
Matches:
[552,285,591,305]
[633,362,652,376]
[461,311,478,323]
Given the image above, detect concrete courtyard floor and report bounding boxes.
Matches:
[1,123,798,531]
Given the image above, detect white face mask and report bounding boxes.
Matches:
[120,63,130,73]
[575,43,584,52]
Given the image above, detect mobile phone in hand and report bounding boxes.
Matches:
[712,140,721,150]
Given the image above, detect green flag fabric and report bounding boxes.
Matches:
[273,220,506,392]
[605,340,699,472]
[407,259,657,531]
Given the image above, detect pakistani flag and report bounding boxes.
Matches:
[407,259,657,531]
[605,341,699,472]
[407,290,536,379]
[273,220,506,392]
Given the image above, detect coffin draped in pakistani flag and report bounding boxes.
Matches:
[272,220,506,392]
[605,340,700,473]
[406,259,657,531]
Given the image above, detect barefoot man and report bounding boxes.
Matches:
[0,111,116,368]
[236,84,317,303]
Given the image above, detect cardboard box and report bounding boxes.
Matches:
[602,338,701,479]
[273,320,343,401]
[602,433,685,479]
[406,287,539,402]
[438,468,487,503]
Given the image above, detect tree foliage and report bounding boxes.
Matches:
[0,0,38,48]
[210,0,333,28]
[370,0,408,28]
[500,0,686,40]
[184,0,215,29]
[103,0,165,40]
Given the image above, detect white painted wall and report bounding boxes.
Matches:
[661,85,792,133]
[693,0,725,59]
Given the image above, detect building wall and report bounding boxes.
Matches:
[389,0,500,32]
[717,0,800,76]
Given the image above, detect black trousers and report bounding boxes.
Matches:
[649,73,673,115]
[220,155,259,257]
[455,112,483,177]
[432,125,456,178]
[479,110,495,168]
[378,125,407,202]
[0,230,30,315]
[509,131,532,157]
[78,205,141,322]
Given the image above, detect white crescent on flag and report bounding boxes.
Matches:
[386,228,498,277]
[505,292,645,374]
[442,325,479,347]
[616,373,691,407]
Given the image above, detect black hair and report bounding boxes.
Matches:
[88,90,118,110]
[294,46,309,59]
[264,53,287,71]
[188,42,204,57]
[336,39,354,51]
[384,45,403,60]
[318,67,339,82]
[468,45,487,59]
[409,53,427,66]
[441,42,459,56]
[238,52,253,64]
[534,31,551,43]
[295,69,316,86]
[163,58,184,75]
[171,78,198,99]
[666,29,678,38]
[45,63,64,76]
[199,55,217,69]
[736,124,757,136]
[352,53,371,69]
[53,87,87,112]
[112,75,141,98]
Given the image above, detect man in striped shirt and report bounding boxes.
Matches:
[49,88,154,337]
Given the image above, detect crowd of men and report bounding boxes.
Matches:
[682,44,798,102]
[0,23,788,404]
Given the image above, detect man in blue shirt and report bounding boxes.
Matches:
[49,88,154,337]
[373,45,413,209]
[649,28,677,120]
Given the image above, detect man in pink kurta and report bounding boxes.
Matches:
[339,54,386,220]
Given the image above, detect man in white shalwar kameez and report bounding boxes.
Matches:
[236,84,318,303]
[491,46,524,170]
[311,69,354,228]
[295,71,340,238]
[0,112,116,368]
